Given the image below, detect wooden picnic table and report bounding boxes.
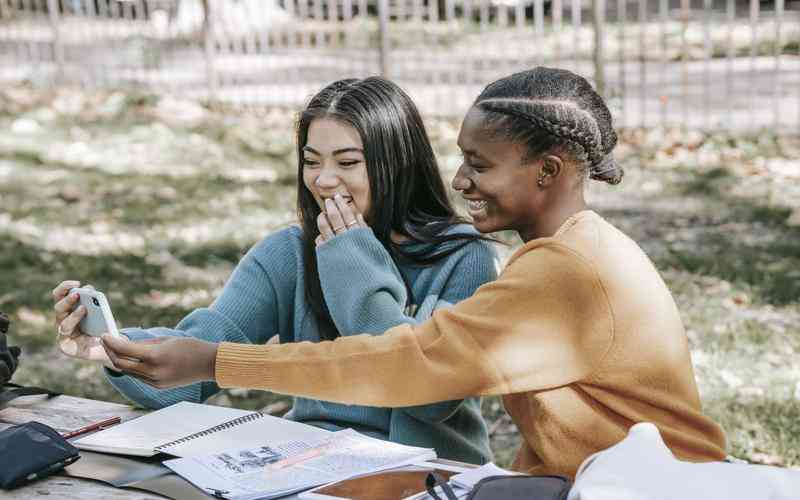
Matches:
[0,393,473,499]
[0,393,176,499]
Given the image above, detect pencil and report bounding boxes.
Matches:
[62,416,122,440]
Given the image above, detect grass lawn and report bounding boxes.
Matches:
[1,87,798,468]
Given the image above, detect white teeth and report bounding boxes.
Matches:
[467,200,487,211]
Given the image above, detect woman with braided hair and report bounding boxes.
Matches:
[100,67,728,478]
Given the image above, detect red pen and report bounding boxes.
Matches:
[61,416,122,440]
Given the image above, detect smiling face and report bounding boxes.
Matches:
[452,107,542,241]
[302,118,371,220]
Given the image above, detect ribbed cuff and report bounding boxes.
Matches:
[216,341,275,389]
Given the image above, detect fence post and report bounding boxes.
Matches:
[377,0,390,78]
[203,0,217,101]
[592,0,606,98]
[46,0,65,83]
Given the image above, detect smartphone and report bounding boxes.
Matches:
[68,287,120,337]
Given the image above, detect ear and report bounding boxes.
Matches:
[537,155,563,188]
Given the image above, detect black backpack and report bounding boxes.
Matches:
[0,312,58,406]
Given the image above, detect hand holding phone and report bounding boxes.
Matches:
[68,287,120,337]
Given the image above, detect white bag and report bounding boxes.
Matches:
[568,423,800,500]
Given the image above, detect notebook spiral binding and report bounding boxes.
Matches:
[154,412,265,452]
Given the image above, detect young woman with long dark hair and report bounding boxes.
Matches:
[96,67,727,478]
[52,77,498,465]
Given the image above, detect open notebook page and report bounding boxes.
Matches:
[74,401,252,456]
[158,411,332,458]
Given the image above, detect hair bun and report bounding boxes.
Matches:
[589,153,623,185]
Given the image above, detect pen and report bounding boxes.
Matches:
[61,416,122,440]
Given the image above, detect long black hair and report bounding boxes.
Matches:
[474,67,623,185]
[297,77,485,340]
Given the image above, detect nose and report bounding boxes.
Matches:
[451,163,472,192]
[314,164,339,189]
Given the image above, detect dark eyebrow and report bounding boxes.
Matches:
[302,146,363,156]
[332,147,363,155]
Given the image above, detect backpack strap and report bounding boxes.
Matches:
[425,472,460,500]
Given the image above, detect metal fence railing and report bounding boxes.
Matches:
[1,0,798,132]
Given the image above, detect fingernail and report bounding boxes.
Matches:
[334,193,342,200]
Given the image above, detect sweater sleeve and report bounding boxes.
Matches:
[106,229,298,409]
[215,242,614,407]
[317,230,499,423]
[396,239,499,423]
[316,228,410,335]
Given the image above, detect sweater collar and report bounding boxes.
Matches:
[506,210,598,266]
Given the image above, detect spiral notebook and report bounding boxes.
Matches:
[74,401,331,458]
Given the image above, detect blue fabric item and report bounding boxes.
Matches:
[105,225,498,464]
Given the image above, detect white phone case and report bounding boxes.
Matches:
[69,288,120,337]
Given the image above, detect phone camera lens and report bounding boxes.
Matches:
[92,297,100,307]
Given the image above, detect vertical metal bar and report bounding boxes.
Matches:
[774,0,783,129]
[46,0,63,83]
[122,0,132,21]
[298,0,309,47]
[702,0,711,130]
[572,0,581,69]
[659,0,667,127]
[204,0,217,101]
[725,0,734,132]
[749,0,758,129]
[592,0,605,97]
[428,0,438,22]
[463,0,472,30]
[136,0,146,21]
[497,1,508,28]
[553,0,563,65]
[618,0,627,128]
[639,0,647,128]
[378,0,390,77]
[535,0,544,64]
[343,0,353,46]
[479,0,489,32]
[86,0,97,18]
[270,0,283,52]
[412,0,422,21]
[328,0,339,48]
[397,0,407,21]
[313,0,323,47]
[680,0,689,129]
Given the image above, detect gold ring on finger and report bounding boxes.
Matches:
[346,220,358,228]
[333,226,345,232]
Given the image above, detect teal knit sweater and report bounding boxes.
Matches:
[105,225,497,464]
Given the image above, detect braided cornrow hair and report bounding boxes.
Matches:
[474,67,623,185]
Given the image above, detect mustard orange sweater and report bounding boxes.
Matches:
[215,211,727,478]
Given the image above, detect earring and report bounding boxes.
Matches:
[537,170,547,188]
